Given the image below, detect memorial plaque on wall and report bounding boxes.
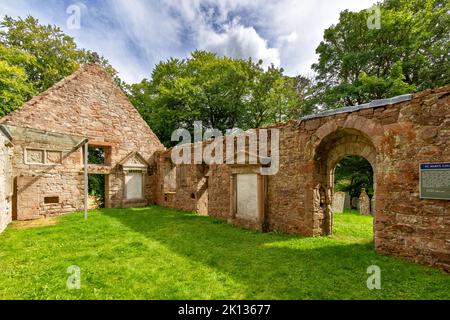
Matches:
[419,163,450,200]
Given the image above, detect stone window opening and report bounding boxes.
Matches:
[88,174,107,208]
[85,145,112,166]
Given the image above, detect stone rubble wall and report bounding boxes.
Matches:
[0,62,448,271]
[156,85,450,271]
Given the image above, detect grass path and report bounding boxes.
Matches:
[0,207,448,300]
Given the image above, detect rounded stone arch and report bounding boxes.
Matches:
[310,117,381,237]
[326,139,377,190]
[310,115,384,155]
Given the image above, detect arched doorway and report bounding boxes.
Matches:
[313,128,377,237]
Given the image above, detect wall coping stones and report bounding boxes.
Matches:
[300,94,413,122]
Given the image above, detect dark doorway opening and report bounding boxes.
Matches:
[88,174,106,209]
[332,155,375,241]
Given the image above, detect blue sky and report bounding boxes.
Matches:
[0,0,375,84]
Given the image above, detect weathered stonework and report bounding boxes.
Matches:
[0,64,165,221]
[156,85,450,271]
[359,189,371,215]
[0,63,448,272]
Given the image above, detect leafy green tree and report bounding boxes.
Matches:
[244,64,302,127]
[129,51,302,147]
[0,44,36,116]
[291,75,317,118]
[334,156,374,199]
[1,15,82,92]
[313,0,450,108]
[0,15,121,115]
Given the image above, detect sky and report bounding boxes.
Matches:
[0,0,376,84]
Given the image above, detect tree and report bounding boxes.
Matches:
[334,156,374,199]
[313,0,450,109]
[292,75,317,117]
[129,51,302,147]
[0,44,36,116]
[244,64,303,127]
[0,15,121,115]
[1,15,81,92]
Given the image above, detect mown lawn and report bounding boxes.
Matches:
[0,207,448,300]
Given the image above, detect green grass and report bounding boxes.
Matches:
[333,210,375,242]
[0,207,448,300]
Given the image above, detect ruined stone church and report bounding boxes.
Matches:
[0,64,449,271]
[0,64,165,223]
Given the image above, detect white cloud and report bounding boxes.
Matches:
[163,0,376,75]
[199,22,281,68]
[0,0,378,83]
[253,0,377,76]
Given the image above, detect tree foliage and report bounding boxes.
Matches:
[0,43,36,116]
[129,51,304,147]
[312,0,450,108]
[0,15,121,116]
[334,156,374,198]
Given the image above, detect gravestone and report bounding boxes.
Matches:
[236,174,258,221]
[359,188,371,215]
[332,192,346,213]
[344,193,352,210]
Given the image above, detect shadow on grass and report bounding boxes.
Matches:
[103,206,450,300]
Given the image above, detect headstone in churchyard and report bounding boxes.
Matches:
[344,193,351,210]
[332,192,346,213]
[359,188,371,215]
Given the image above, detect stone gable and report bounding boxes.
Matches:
[0,64,164,159]
[0,64,165,220]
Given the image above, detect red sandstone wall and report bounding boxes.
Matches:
[374,88,449,270]
[156,85,450,271]
[1,64,165,219]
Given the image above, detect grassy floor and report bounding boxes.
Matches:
[0,207,448,300]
